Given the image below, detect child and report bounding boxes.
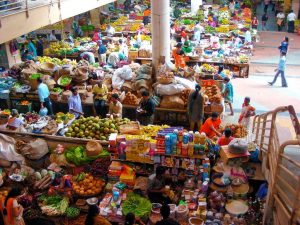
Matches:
[218,128,234,146]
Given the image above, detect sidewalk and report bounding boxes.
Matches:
[256,1,279,32]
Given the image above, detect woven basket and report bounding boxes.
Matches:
[40,62,56,74]
[58,75,72,87]
[119,121,141,135]
[157,76,174,85]
[0,114,9,125]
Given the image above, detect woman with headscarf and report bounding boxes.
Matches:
[188,84,204,131]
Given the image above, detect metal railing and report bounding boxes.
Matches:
[0,0,51,16]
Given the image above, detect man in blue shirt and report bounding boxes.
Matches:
[268,52,288,87]
[37,78,54,115]
[68,87,83,119]
[97,40,107,64]
[27,38,37,58]
[222,77,234,116]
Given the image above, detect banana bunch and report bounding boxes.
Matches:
[216,26,229,33]
[141,125,169,137]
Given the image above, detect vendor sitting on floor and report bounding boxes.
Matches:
[108,93,123,119]
[147,166,170,204]
[155,204,180,225]
[200,112,222,139]
[217,128,234,146]
[7,109,25,130]
[80,52,96,64]
[107,52,126,68]
[68,86,83,119]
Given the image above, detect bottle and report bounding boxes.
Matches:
[188,143,194,156]
[194,131,201,144]
[188,131,194,142]
[183,132,189,144]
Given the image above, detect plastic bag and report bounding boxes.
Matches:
[228,138,248,155]
[19,138,49,160]
[175,76,197,89]
[39,107,48,116]
[155,83,185,96]
[118,65,133,81]
[0,134,24,163]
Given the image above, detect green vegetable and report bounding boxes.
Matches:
[64,146,109,166]
[122,193,152,220]
[30,73,42,79]
[52,87,63,93]
[65,207,80,218]
[59,76,72,86]
[59,197,69,214]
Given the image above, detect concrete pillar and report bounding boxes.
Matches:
[0,42,21,69]
[291,0,300,18]
[151,0,170,70]
[191,0,203,15]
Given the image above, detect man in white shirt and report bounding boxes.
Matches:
[106,25,115,37]
[276,11,285,31]
[287,10,296,33]
[49,30,57,41]
[68,87,83,119]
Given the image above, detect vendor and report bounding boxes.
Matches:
[85,205,111,225]
[21,49,34,61]
[200,112,222,139]
[194,22,204,43]
[37,78,53,116]
[36,36,44,57]
[118,39,129,58]
[80,52,96,64]
[188,84,204,131]
[147,166,169,204]
[107,52,126,68]
[68,87,83,119]
[97,40,107,64]
[173,5,182,19]
[182,37,192,54]
[156,204,180,225]
[93,80,108,118]
[232,33,242,48]
[172,43,188,69]
[105,24,115,37]
[137,90,156,126]
[222,77,234,116]
[27,38,37,59]
[143,6,151,25]
[210,33,220,49]
[7,109,25,130]
[108,93,123,119]
[125,213,146,225]
[180,27,187,42]
[64,31,74,43]
[49,30,57,41]
[218,128,234,146]
[244,28,252,44]
[92,30,102,43]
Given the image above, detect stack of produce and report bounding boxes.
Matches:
[65,117,131,140]
[203,85,222,104]
[199,64,218,74]
[38,195,69,216]
[122,92,140,105]
[56,112,75,125]
[36,56,77,66]
[72,173,105,196]
[224,124,248,138]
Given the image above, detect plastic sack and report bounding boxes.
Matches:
[166,61,176,71]
[228,138,248,155]
[160,95,185,109]
[155,83,185,96]
[118,65,133,81]
[39,107,48,116]
[0,134,25,163]
[174,76,197,89]
[193,64,201,73]
[112,71,125,90]
[19,138,49,160]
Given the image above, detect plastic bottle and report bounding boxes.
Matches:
[188,131,194,142]
[183,132,189,144]
[194,131,201,144]
[188,143,194,156]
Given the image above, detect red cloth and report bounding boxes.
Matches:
[200,117,221,138]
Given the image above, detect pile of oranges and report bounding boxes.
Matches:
[72,173,105,197]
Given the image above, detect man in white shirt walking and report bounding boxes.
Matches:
[276,11,285,31]
[287,10,296,33]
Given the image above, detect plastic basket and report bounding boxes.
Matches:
[16,103,32,114]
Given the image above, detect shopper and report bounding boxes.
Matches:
[200,112,222,139]
[252,16,259,29]
[172,43,187,69]
[261,13,269,31]
[108,93,123,119]
[37,78,53,116]
[93,80,108,118]
[287,10,296,33]
[173,5,182,19]
[155,204,180,225]
[7,109,25,131]
[21,49,34,61]
[278,36,289,54]
[264,0,270,13]
[49,30,57,41]
[68,87,83,119]
[136,90,155,125]
[217,128,234,146]
[107,52,126,68]
[147,166,169,204]
[125,213,146,225]
[182,38,192,54]
[64,31,74,43]
[27,38,37,58]
[238,97,256,128]
[276,11,285,31]
[97,40,107,64]
[269,52,287,87]
[143,6,151,25]
[105,24,115,37]
[85,205,111,225]
[80,52,96,64]
[92,30,102,43]
[244,28,252,44]
[188,84,204,132]
[36,36,44,57]
[0,186,25,225]
[222,77,234,116]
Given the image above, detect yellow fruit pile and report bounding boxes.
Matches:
[141,125,169,137]
[56,112,75,125]
[216,26,229,33]
[37,56,77,66]
[47,42,72,55]
[72,173,105,196]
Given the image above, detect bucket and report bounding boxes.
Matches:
[149,203,162,225]
[168,204,176,219]
[176,204,189,220]
[189,217,204,225]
